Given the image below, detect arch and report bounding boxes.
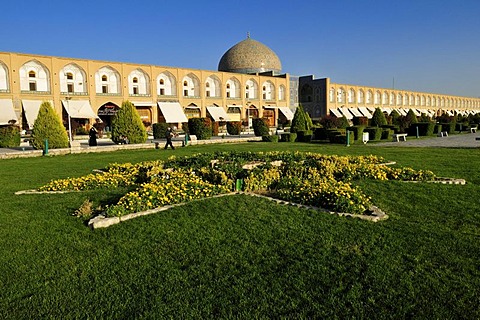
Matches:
[157,71,176,96]
[329,87,335,103]
[60,63,87,94]
[0,61,9,91]
[421,95,426,106]
[95,66,121,94]
[415,95,420,106]
[182,73,200,97]
[389,92,394,105]
[396,93,403,105]
[278,84,286,101]
[404,94,409,106]
[205,75,221,98]
[337,87,345,103]
[245,79,258,99]
[358,89,365,104]
[348,88,355,103]
[128,68,150,95]
[410,94,415,106]
[366,90,373,104]
[426,96,431,107]
[374,90,381,104]
[262,81,275,101]
[382,91,388,105]
[300,84,313,103]
[19,60,51,92]
[226,77,241,99]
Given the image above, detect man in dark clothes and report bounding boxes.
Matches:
[89,126,98,146]
[164,127,175,150]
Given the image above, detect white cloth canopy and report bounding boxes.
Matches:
[157,102,188,123]
[329,108,342,117]
[62,100,98,119]
[278,106,294,120]
[22,100,45,128]
[0,99,18,125]
[339,107,354,120]
[358,107,373,119]
[348,108,363,117]
[207,106,230,121]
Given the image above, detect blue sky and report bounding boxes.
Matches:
[1,0,479,97]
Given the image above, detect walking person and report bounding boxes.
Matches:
[88,126,98,146]
[164,127,176,150]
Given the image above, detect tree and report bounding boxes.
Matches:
[291,105,310,133]
[406,109,418,125]
[31,101,69,149]
[390,109,401,125]
[111,100,147,144]
[371,108,387,127]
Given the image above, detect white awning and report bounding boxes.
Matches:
[157,102,188,123]
[367,107,376,113]
[131,101,156,107]
[358,107,373,119]
[22,100,44,128]
[207,106,230,121]
[397,108,408,116]
[339,107,354,120]
[62,100,98,119]
[411,109,421,116]
[278,106,294,120]
[329,108,342,118]
[348,108,363,117]
[0,99,18,125]
[380,107,392,114]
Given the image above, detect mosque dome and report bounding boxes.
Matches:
[218,36,282,74]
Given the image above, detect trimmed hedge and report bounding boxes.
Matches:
[314,127,328,140]
[152,123,169,139]
[0,125,21,147]
[330,131,355,144]
[353,117,368,126]
[381,129,393,140]
[347,126,365,140]
[296,130,313,142]
[364,127,383,141]
[441,122,455,134]
[252,118,269,137]
[188,118,212,140]
[226,121,242,135]
[262,135,279,142]
[409,122,435,136]
[280,133,297,142]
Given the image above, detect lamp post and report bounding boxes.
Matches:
[65,96,73,147]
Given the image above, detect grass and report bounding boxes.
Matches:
[1,142,479,318]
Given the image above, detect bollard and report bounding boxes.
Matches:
[416,126,419,139]
[235,179,243,191]
[346,130,350,147]
[43,139,49,156]
[184,133,189,146]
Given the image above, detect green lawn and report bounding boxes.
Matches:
[1,142,479,318]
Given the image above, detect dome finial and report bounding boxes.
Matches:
[247,31,250,39]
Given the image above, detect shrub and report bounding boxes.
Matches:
[188,118,212,140]
[337,116,350,129]
[212,121,219,136]
[226,121,242,135]
[410,122,435,136]
[314,127,328,140]
[455,123,469,132]
[441,122,455,134]
[371,108,388,127]
[330,131,355,144]
[364,127,383,141]
[111,100,148,144]
[406,109,418,125]
[280,133,297,142]
[347,126,365,140]
[390,110,401,125]
[353,117,368,126]
[262,135,279,142]
[381,129,393,140]
[152,122,169,139]
[0,125,21,147]
[252,118,269,136]
[433,124,442,134]
[320,115,340,129]
[296,130,313,142]
[291,105,310,133]
[31,101,69,149]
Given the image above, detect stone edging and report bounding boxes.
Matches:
[87,191,389,230]
[404,177,466,185]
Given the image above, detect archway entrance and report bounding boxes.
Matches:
[97,102,119,131]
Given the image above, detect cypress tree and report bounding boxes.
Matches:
[291,105,308,133]
[406,109,418,124]
[371,108,387,127]
[111,100,148,144]
[31,101,69,149]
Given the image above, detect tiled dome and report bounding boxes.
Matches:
[218,37,282,74]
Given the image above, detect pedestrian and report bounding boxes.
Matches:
[88,126,98,146]
[164,127,175,150]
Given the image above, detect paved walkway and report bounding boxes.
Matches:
[371,132,480,148]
